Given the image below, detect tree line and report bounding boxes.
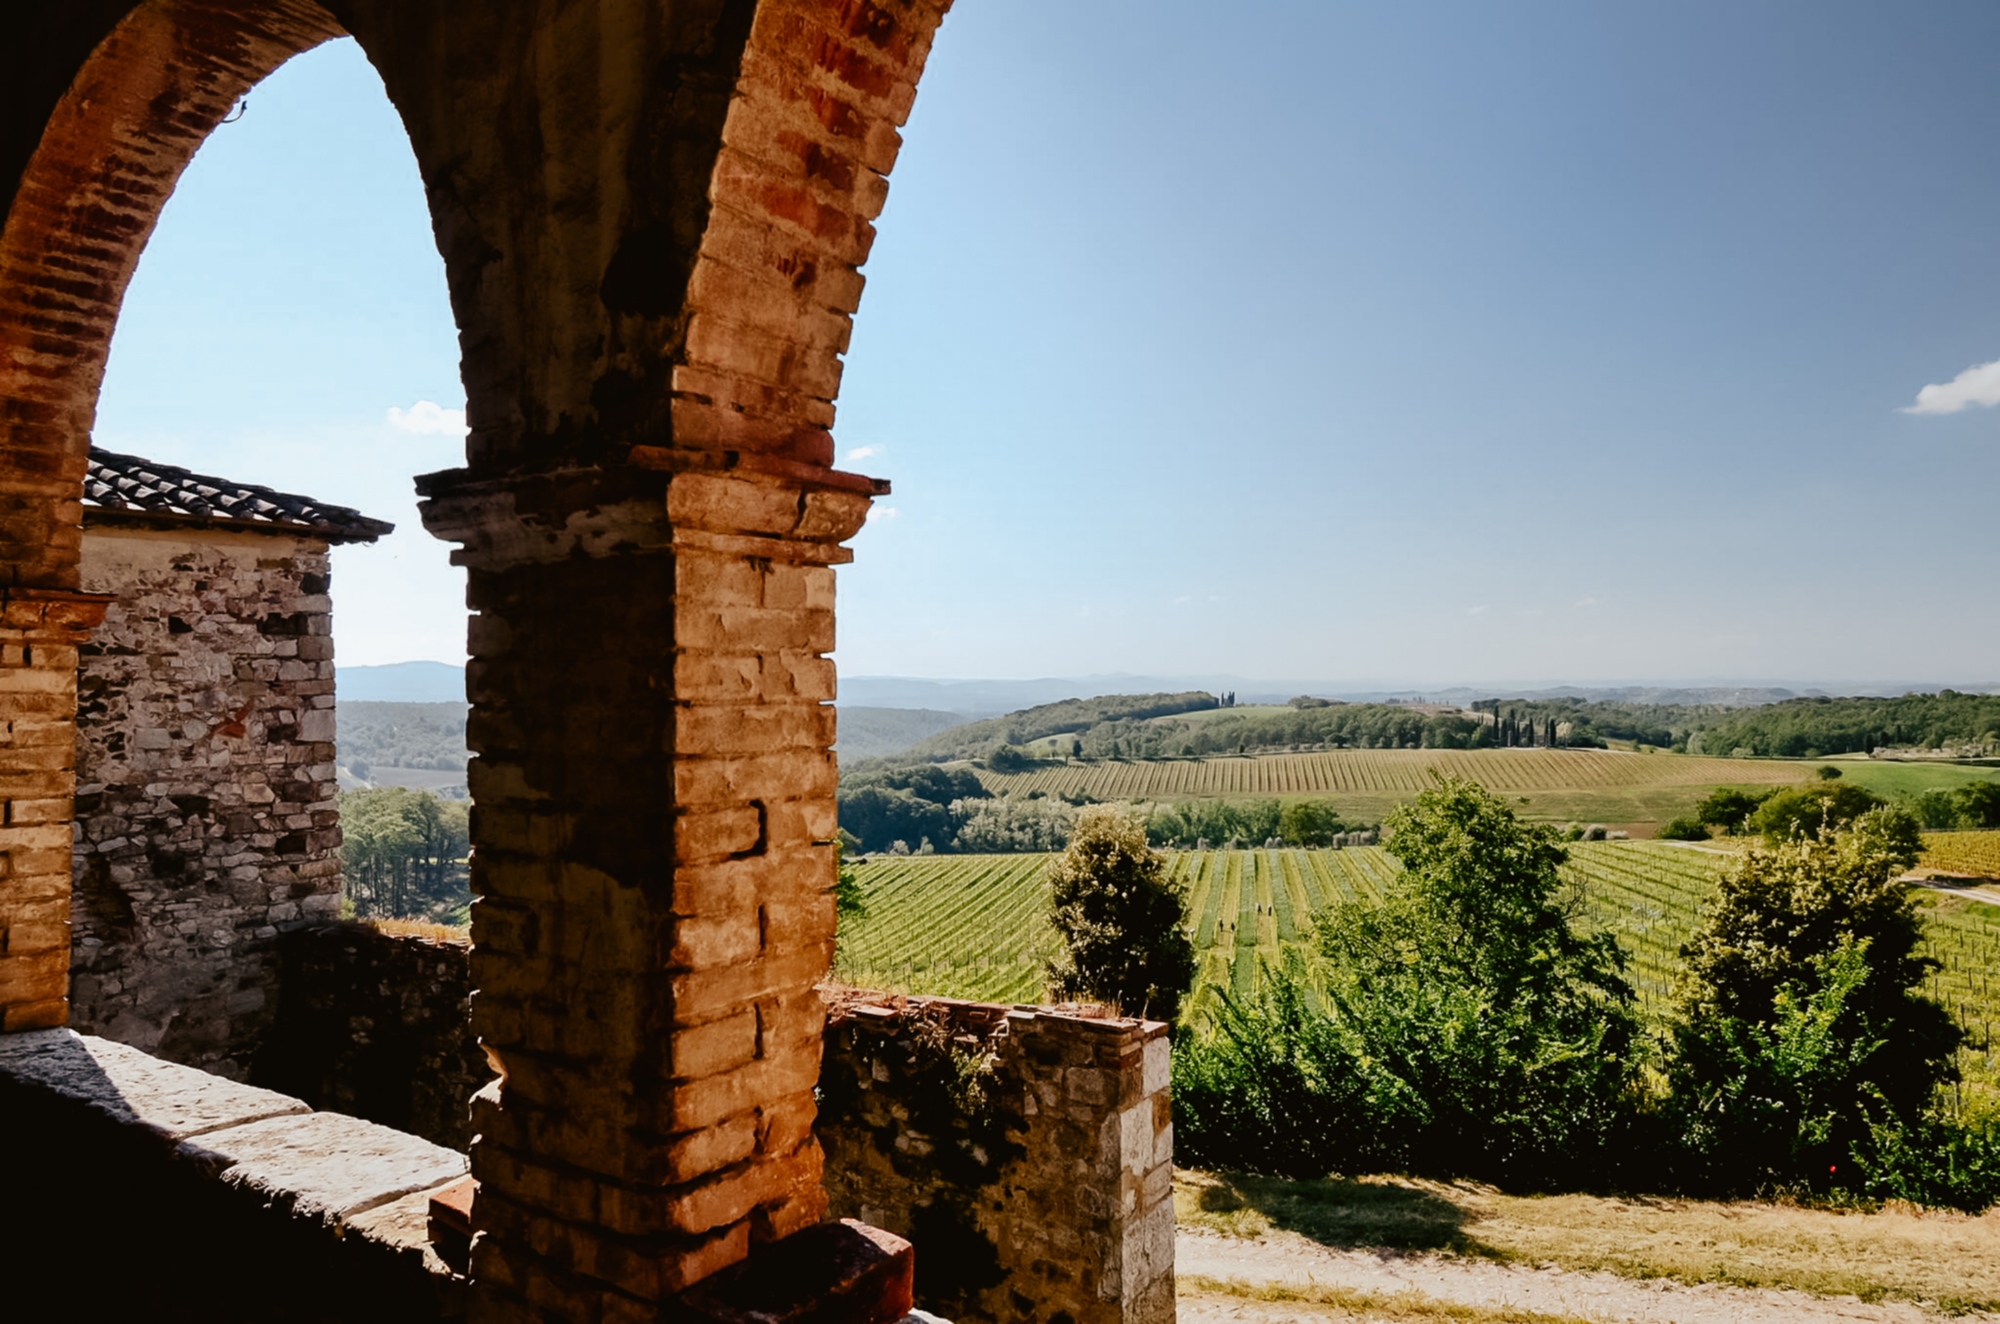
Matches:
[339,787,471,921]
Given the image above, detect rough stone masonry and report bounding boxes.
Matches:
[68,448,390,1076]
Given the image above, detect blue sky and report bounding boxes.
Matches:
[96,2,2000,685]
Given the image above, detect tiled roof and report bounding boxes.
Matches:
[83,447,393,543]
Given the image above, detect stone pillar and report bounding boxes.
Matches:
[419,454,877,1320]
[0,586,110,1032]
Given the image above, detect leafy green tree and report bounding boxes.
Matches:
[1667,811,1960,1190]
[1317,779,1642,1182]
[340,788,470,920]
[1694,786,1780,834]
[1913,788,1966,830]
[1747,781,1884,841]
[1959,781,2000,829]
[1176,779,1642,1185]
[1046,806,1197,1021]
[1277,799,1345,846]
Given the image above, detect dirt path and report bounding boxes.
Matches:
[1176,1228,1990,1324]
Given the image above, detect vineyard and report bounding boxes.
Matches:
[836,841,2000,1082]
[1922,830,2000,880]
[975,747,1806,801]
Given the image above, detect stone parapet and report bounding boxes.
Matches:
[818,993,1176,1324]
[0,1027,465,1320]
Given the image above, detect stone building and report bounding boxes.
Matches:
[69,446,390,1076]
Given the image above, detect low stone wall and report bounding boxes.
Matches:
[817,993,1176,1324]
[255,922,490,1151]
[0,1028,465,1321]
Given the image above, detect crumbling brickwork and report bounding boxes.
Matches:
[68,521,344,1075]
[819,996,1177,1324]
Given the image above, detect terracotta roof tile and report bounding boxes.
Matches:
[83,447,393,542]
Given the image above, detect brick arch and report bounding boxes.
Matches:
[0,0,344,592]
[0,0,956,1314]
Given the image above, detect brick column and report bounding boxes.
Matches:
[0,586,111,1032]
[420,455,877,1319]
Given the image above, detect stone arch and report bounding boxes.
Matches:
[0,0,954,1315]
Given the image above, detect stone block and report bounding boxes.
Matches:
[670,1219,912,1324]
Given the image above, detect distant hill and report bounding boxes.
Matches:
[838,707,967,761]
[869,692,1223,766]
[338,661,466,703]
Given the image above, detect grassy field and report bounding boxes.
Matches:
[836,841,2000,1084]
[1175,1169,2000,1313]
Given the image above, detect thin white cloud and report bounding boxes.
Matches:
[1903,357,2000,415]
[866,504,899,522]
[842,445,881,464]
[387,400,467,435]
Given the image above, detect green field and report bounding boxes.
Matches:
[835,842,2000,1084]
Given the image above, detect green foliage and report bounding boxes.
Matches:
[1747,781,1885,840]
[836,765,987,853]
[339,787,470,920]
[1692,690,2000,759]
[1278,799,1347,847]
[1961,782,2000,829]
[1046,806,1197,1021]
[1913,788,1968,830]
[1851,1107,2000,1213]
[1667,817,1961,1191]
[1177,780,1643,1187]
[1816,765,1845,780]
[986,744,1035,773]
[1657,814,1710,841]
[336,700,468,774]
[834,840,866,926]
[876,691,1222,765]
[1693,786,1780,833]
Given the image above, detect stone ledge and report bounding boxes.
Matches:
[0,1028,466,1320]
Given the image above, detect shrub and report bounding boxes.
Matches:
[1657,815,1710,841]
[1045,806,1197,1021]
[1694,786,1780,834]
[1852,1108,2000,1213]
[1747,782,1886,841]
[1177,779,1644,1188]
[1913,788,1967,830]
[1666,812,1960,1193]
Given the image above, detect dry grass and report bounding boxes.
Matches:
[1176,1170,2000,1313]
[363,916,470,943]
[1179,1275,1595,1324]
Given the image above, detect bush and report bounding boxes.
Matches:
[1666,813,1960,1193]
[1852,1108,2000,1213]
[1746,782,1885,841]
[1913,788,1967,830]
[1657,815,1710,841]
[1046,806,1197,1021]
[1176,779,1643,1188]
[1694,786,1780,834]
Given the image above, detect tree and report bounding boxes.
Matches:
[1959,780,2000,829]
[1175,778,1642,1185]
[1747,782,1884,840]
[1667,810,1960,1190]
[1045,805,1196,1021]
[1277,799,1345,847]
[1694,786,1779,834]
[339,788,470,920]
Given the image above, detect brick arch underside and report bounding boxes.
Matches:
[0,0,345,592]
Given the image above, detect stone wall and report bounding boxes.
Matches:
[818,994,1176,1324]
[257,922,491,1152]
[69,519,343,1076]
